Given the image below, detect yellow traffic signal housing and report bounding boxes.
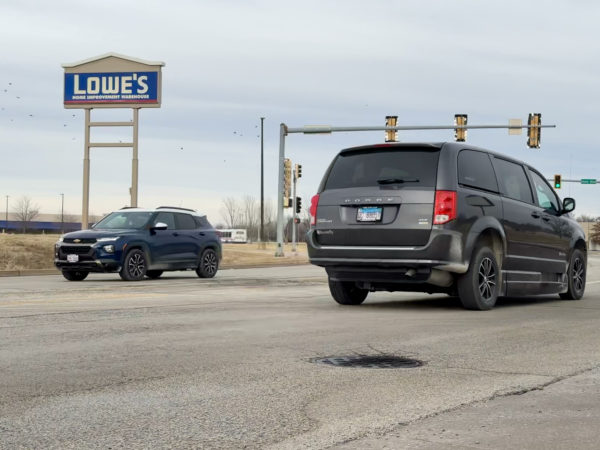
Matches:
[554,174,562,189]
[527,113,542,148]
[283,158,292,198]
[295,163,302,179]
[454,114,468,142]
[385,115,398,142]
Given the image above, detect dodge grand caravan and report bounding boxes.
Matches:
[307,142,586,310]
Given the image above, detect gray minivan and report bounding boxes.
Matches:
[307,142,586,310]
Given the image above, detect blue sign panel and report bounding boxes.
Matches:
[64,72,158,105]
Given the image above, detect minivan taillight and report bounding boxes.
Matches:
[433,190,457,225]
[310,194,320,226]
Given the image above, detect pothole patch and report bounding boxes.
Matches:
[311,354,424,369]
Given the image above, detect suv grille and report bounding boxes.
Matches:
[64,238,97,244]
[60,245,93,257]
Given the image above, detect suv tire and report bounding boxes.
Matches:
[146,270,163,279]
[62,270,89,281]
[196,248,218,278]
[120,249,147,281]
[559,248,586,300]
[458,245,499,310]
[328,279,368,305]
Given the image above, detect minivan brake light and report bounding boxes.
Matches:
[433,191,457,225]
[310,194,320,225]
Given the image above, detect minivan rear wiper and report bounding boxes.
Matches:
[376,177,420,185]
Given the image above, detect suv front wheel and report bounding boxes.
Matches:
[328,279,368,305]
[120,249,147,281]
[458,245,500,311]
[196,248,218,278]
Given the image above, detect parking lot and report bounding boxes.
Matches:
[2,259,600,449]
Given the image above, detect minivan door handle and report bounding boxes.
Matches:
[541,215,551,222]
[531,212,541,219]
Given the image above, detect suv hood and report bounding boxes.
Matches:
[62,229,140,240]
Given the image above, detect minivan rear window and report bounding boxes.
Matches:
[324,148,440,190]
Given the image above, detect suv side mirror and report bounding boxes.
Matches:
[562,197,575,214]
[151,222,168,231]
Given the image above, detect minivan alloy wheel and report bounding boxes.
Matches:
[478,257,496,301]
[572,257,584,292]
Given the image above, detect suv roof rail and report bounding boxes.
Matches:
[156,206,197,212]
[119,206,142,210]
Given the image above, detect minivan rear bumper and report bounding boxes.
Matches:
[306,228,468,274]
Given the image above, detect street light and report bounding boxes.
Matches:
[260,117,265,248]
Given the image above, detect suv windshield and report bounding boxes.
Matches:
[324,148,440,190]
[93,211,153,230]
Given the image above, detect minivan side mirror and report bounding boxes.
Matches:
[151,222,168,231]
[562,197,575,214]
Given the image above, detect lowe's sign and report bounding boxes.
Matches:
[64,72,159,105]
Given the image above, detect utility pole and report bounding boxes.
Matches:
[60,193,64,234]
[259,117,265,248]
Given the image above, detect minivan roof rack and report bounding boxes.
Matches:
[156,206,197,212]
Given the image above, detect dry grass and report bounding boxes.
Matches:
[0,233,308,271]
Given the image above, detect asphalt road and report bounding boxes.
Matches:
[1,259,600,449]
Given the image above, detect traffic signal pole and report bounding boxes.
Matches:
[292,168,298,252]
[274,119,556,257]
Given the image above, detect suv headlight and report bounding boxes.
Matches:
[97,237,120,242]
[57,235,65,243]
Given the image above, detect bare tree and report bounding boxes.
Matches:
[13,196,40,233]
[577,214,597,223]
[220,197,241,228]
[242,195,258,240]
[591,221,600,245]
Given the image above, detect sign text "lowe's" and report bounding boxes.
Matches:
[64,72,158,104]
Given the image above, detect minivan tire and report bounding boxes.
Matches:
[328,279,368,305]
[458,245,499,311]
[559,248,585,300]
[120,249,147,281]
[62,270,89,281]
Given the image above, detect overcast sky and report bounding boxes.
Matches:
[1,0,599,224]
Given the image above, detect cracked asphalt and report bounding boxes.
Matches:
[1,260,600,449]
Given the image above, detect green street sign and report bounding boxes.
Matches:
[581,179,597,184]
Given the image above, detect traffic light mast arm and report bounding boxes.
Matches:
[289,124,556,134]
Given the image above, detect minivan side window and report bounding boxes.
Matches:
[529,170,560,214]
[458,150,499,192]
[492,158,533,204]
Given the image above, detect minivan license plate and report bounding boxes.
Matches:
[357,206,382,222]
[67,254,79,263]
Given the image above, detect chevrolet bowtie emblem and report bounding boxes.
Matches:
[74,239,81,243]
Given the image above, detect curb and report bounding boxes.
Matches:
[0,262,309,278]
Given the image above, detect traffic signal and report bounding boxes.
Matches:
[295,196,302,214]
[295,163,302,179]
[283,196,293,208]
[454,114,468,142]
[385,115,398,142]
[527,113,541,148]
[283,158,292,198]
[554,174,562,189]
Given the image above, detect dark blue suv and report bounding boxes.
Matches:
[54,207,222,281]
